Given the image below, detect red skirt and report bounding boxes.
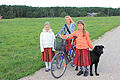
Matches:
[74,49,91,66]
[66,37,76,51]
[66,40,71,51]
[42,48,55,62]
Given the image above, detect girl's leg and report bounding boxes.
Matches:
[84,66,89,77]
[77,66,83,76]
[84,66,88,71]
[75,66,78,71]
[48,62,51,69]
[80,66,83,71]
[45,62,49,72]
[45,62,49,68]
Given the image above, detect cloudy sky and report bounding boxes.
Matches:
[0,0,120,8]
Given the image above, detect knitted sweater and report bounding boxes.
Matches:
[40,29,55,52]
[62,30,94,50]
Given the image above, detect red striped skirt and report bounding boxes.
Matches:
[66,40,71,51]
[42,48,55,62]
[73,49,91,66]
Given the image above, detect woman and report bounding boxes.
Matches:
[56,16,75,51]
[40,21,55,72]
[59,20,94,77]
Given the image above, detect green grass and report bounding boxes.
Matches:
[0,16,120,80]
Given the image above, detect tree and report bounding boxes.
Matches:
[60,11,68,17]
[0,5,119,19]
[49,9,54,17]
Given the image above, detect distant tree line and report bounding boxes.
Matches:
[0,5,120,19]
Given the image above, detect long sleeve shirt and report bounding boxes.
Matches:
[40,29,55,52]
[62,30,94,50]
[56,23,75,37]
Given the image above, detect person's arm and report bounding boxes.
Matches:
[40,33,44,52]
[86,31,94,50]
[56,25,65,37]
[60,31,77,39]
[70,23,75,33]
[52,32,55,51]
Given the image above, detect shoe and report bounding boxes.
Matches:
[77,70,83,76]
[84,70,88,77]
[45,68,49,72]
[49,68,54,71]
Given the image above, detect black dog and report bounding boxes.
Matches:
[75,45,104,76]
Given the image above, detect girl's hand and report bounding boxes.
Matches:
[52,48,55,51]
[91,48,94,50]
[59,34,62,36]
[59,34,63,39]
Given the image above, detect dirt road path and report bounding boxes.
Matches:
[20,26,120,80]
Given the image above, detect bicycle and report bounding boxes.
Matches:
[51,35,77,79]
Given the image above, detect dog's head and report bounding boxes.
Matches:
[93,45,104,55]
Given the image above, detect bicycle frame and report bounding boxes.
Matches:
[57,36,76,66]
[51,35,77,79]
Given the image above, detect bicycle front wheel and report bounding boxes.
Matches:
[51,52,67,79]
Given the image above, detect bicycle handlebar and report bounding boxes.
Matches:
[57,35,77,40]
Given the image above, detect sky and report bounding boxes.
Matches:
[0,0,120,8]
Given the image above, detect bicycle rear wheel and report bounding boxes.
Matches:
[51,52,67,79]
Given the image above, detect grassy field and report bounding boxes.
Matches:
[0,16,120,80]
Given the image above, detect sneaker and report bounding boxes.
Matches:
[77,70,83,76]
[45,68,49,72]
[84,70,88,77]
[49,68,54,71]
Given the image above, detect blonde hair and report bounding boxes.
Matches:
[65,16,74,23]
[43,21,52,32]
[44,21,51,28]
[44,21,50,26]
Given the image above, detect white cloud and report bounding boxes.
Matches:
[0,0,120,8]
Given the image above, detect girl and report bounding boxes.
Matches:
[40,22,55,72]
[56,16,75,51]
[59,20,94,77]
